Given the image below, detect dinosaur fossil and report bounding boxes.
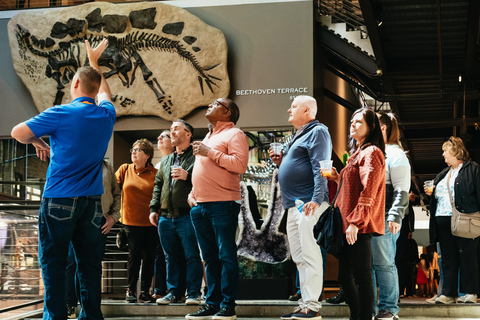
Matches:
[8,3,229,120]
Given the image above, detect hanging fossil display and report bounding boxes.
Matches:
[7,2,229,120]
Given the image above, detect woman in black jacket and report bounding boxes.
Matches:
[425,136,480,304]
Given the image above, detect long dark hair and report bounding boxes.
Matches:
[378,112,402,149]
[348,108,385,155]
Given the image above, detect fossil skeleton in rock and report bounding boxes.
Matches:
[13,7,222,114]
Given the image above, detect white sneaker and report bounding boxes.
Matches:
[457,294,477,303]
[435,295,455,304]
[426,295,437,304]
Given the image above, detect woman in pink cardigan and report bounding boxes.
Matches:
[322,108,386,320]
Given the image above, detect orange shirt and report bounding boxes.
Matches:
[190,121,249,202]
[116,163,158,227]
[336,145,386,235]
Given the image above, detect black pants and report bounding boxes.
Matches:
[338,233,373,320]
[125,225,159,293]
[397,262,416,297]
[436,216,480,296]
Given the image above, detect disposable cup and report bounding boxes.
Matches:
[320,160,333,178]
[270,142,282,155]
[424,180,434,193]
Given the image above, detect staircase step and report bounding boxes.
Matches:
[15,299,480,319]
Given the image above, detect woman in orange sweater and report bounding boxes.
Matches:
[116,139,158,303]
[322,108,385,320]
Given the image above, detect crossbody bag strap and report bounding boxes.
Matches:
[331,154,360,206]
[446,167,454,209]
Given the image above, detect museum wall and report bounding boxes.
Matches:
[0,0,314,137]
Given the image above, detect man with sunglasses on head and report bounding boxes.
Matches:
[150,120,203,306]
[186,98,249,320]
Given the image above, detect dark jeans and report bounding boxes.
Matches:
[436,216,480,296]
[39,196,106,320]
[159,215,203,298]
[154,243,167,295]
[65,243,80,307]
[125,225,159,293]
[338,233,373,320]
[190,201,240,309]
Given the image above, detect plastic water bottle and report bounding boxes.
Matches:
[294,198,310,221]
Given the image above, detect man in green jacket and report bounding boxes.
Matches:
[149,119,203,305]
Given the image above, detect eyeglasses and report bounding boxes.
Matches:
[130,148,144,153]
[158,134,171,140]
[212,100,230,112]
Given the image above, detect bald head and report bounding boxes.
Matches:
[288,95,317,128]
[294,95,317,119]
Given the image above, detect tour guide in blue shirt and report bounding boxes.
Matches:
[11,39,115,320]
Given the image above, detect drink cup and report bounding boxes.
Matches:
[320,160,333,177]
[270,142,282,155]
[424,180,434,193]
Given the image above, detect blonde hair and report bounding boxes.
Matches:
[442,136,470,161]
[133,139,154,166]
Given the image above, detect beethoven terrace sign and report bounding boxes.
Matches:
[236,87,309,99]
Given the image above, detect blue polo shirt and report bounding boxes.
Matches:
[26,97,116,198]
[278,121,331,209]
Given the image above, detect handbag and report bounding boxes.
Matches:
[446,168,480,239]
[313,179,345,258]
[313,155,360,257]
[116,227,128,250]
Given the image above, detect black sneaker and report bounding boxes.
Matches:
[281,307,302,319]
[212,307,236,320]
[288,293,302,301]
[138,291,156,303]
[290,308,322,320]
[374,310,398,320]
[125,289,137,303]
[326,288,345,304]
[67,305,76,319]
[186,304,219,320]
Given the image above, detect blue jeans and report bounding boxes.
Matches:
[65,243,80,307]
[371,218,400,315]
[159,215,202,298]
[39,196,106,320]
[154,243,167,295]
[190,201,240,309]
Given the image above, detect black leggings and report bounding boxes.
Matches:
[125,225,159,293]
[338,233,373,320]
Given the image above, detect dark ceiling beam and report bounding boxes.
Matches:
[436,0,444,91]
[323,88,360,112]
[399,117,480,129]
[464,0,480,77]
[324,64,378,99]
[381,91,480,102]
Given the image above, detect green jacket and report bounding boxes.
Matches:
[149,146,195,218]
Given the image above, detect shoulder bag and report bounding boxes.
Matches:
[313,154,361,257]
[446,168,480,239]
[313,179,345,258]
